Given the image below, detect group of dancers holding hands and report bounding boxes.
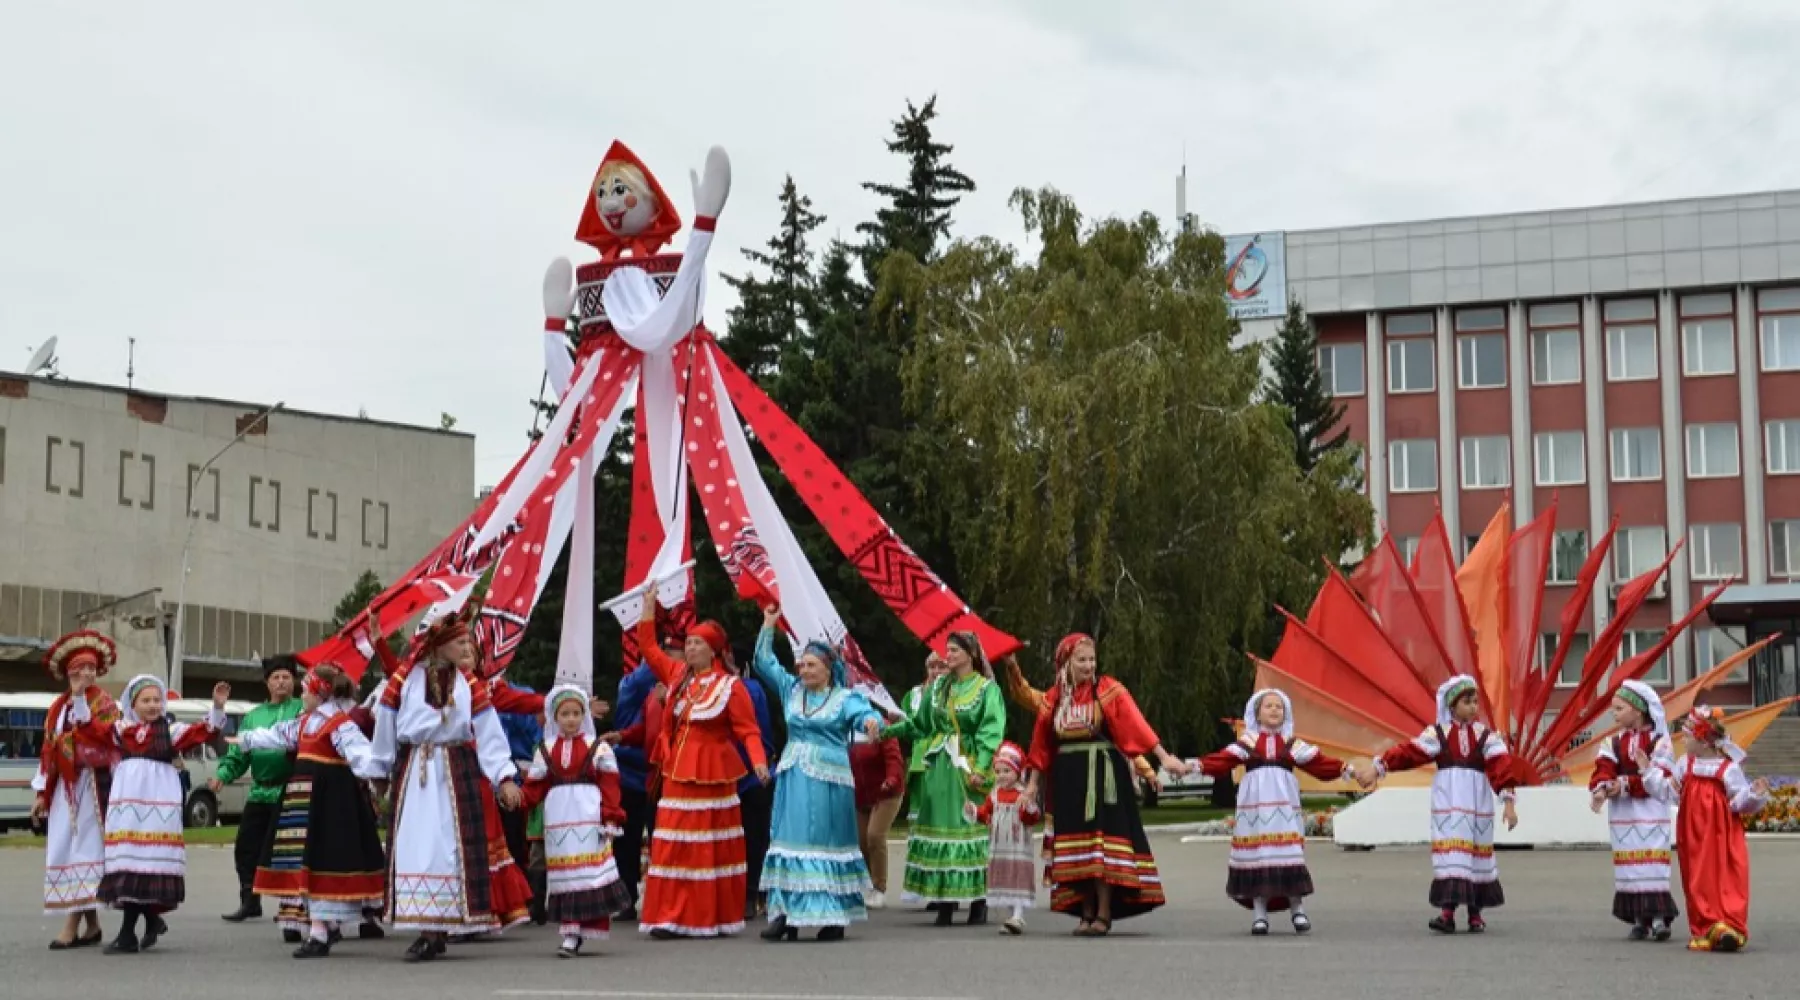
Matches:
[28,605,1772,964]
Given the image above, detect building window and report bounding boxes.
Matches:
[1317,342,1365,396]
[1685,422,1741,479]
[1460,435,1510,489]
[1395,535,1421,565]
[1545,631,1594,687]
[1680,293,1735,377]
[1529,303,1581,386]
[1548,529,1588,585]
[1388,439,1437,493]
[1620,630,1670,685]
[1757,287,1800,371]
[1604,298,1658,381]
[1768,420,1800,475]
[1694,626,1749,683]
[1386,312,1435,336]
[1457,334,1506,389]
[1533,430,1586,486]
[1688,523,1743,581]
[1608,427,1662,482]
[1464,534,1484,559]
[1387,338,1435,393]
[1531,329,1581,385]
[1615,526,1667,580]
[1771,519,1800,578]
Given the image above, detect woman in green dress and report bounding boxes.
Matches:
[882,632,1007,926]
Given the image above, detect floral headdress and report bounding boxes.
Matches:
[45,629,117,682]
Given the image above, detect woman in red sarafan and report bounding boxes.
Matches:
[633,601,769,939]
[1639,706,1771,953]
[1021,634,1192,937]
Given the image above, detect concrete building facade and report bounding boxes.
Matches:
[1256,189,1800,713]
[0,372,474,695]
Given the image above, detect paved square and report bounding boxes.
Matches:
[1,836,1793,1000]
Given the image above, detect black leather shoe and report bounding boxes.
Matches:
[358,922,386,940]
[141,915,167,950]
[222,890,262,922]
[967,901,988,926]
[283,929,303,944]
[817,926,845,942]
[104,932,139,955]
[293,938,331,959]
[403,935,445,963]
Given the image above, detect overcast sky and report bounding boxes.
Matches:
[4,1,1797,487]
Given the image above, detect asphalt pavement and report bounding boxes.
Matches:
[1,836,1794,1000]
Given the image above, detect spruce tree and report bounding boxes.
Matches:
[1265,298,1350,476]
[721,176,824,380]
[855,95,975,277]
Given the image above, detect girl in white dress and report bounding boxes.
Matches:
[522,684,632,958]
[1365,675,1519,934]
[30,630,121,950]
[1587,679,1678,941]
[976,741,1040,935]
[1199,689,1351,935]
[73,674,229,954]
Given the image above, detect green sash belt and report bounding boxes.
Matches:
[1059,741,1116,821]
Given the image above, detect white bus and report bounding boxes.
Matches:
[0,693,258,830]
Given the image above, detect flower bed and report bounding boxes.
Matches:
[1745,777,1799,833]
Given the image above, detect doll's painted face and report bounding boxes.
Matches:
[132,685,165,723]
[555,699,586,737]
[593,163,659,238]
[1452,690,1480,723]
[1609,696,1646,730]
[1257,693,1287,731]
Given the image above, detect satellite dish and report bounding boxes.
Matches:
[26,336,59,375]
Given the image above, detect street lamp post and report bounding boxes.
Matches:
[167,401,283,695]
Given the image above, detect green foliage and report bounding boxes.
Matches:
[721,176,824,380]
[889,188,1373,752]
[1264,298,1350,475]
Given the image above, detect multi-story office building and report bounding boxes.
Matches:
[1254,189,1800,714]
[0,371,474,695]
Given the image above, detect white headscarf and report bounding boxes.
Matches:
[120,674,166,725]
[1436,675,1479,729]
[1243,688,1295,739]
[1616,679,1669,742]
[543,683,595,740]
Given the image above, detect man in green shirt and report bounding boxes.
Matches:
[211,654,303,924]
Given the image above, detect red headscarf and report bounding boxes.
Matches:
[1055,633,1095,669]
[689,621,727,653]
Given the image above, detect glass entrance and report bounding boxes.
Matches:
[1749,631,1800,714]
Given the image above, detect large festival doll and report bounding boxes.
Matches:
[1021,634,1190,937]
[74,674,231,954]
[1199,688,1350,936]
[633,601,769,939]
[237,664,388,959]
[1587,679,1678,941]
[1364,675,1519,934]
[1640,706,1771,953]
[30,629,121,950]
[521,684,632,958]
[369,607,526,962]
[884,631,1008,926]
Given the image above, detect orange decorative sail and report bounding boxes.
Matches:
[1264,505,1782,786]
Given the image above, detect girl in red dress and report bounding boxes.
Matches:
[634,601,769,939]
[1639,706,1771,953]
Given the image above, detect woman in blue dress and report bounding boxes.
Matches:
[750,605,883,942]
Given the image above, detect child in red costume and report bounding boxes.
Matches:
[1639,706,1771,953]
